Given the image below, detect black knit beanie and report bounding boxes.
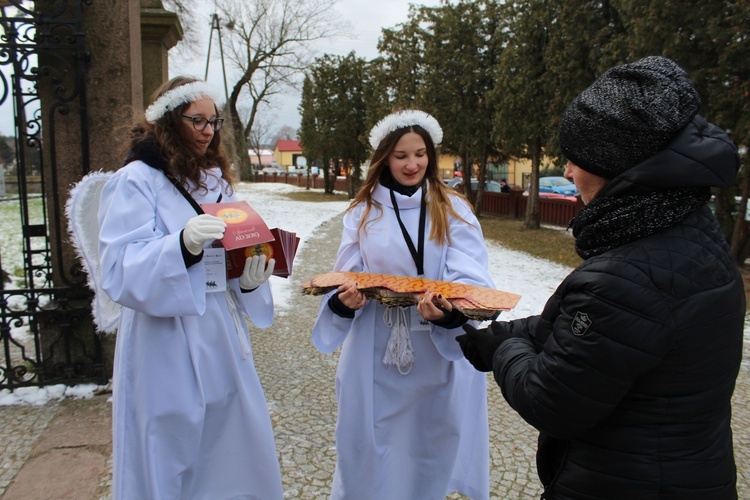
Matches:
[558,56,700,179]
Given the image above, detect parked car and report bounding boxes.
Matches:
[523,190,578,202]
[538,176,579,196]
[446,178,503,193]
[261,166,286,175]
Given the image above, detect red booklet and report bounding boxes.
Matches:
[201,201,299,279]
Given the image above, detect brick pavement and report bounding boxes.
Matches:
[1,211,748,499]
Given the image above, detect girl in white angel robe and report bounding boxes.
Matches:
[99,162,283,499]
[312,180,494,500]
[98,77,283,499]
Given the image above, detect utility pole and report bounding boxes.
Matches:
[204,13,238,162]
[205,13,231,103]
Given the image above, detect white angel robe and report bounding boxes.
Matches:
[312,182,493,500]
[98,162,283,500]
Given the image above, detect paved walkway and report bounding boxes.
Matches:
[1,212,749,499]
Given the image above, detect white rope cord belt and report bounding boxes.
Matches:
[226,289,251,359]
[383,306,414,375]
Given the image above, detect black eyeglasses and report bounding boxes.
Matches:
[181,114,225,132]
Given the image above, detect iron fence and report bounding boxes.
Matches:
[0,0,104,390]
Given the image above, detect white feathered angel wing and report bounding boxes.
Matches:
[66,170,120,333]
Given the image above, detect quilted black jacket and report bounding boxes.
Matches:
[494,116,745,499]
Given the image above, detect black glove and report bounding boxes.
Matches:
[456,323,511,372]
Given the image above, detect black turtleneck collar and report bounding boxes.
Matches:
[380,169,423,197]
[124,135,169,172]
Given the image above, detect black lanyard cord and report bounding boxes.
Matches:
[390,187,426,276]
[165,174,222,215]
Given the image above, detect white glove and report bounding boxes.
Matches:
[182,214,226,256]
[240,254,275,290]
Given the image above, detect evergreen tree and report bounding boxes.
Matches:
[0,137,14,169]
[376,9,426,109]
[615,0,750,261]
[361,58,394,132]
[298,53,368,196]
[707,1,750,261]
[332,53,369,197]
[491,0,557,229]
[298,76,321,189]
[493,0,627,228]
[419,0,503,214]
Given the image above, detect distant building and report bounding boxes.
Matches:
[438,155,458,179]
[274,140,303,169]
[248,148,274,168]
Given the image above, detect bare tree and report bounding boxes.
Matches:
[247,118,274,168]
[161,0,205,61]
[273,124,298,142]
[214,0,342,178]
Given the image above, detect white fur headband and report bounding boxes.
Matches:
[368,110,443,149]
[144,81,223,123]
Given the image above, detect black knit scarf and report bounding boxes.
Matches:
[571,187,711,259]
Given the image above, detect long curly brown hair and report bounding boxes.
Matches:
[349,122,473,246]
[124,76,235,194]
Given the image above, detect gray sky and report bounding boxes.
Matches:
[170,0,447,136]
[0,1,445,137]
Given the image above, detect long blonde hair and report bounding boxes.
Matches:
[349,123,473,245]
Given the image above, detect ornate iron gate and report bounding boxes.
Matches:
[0,0,104,391]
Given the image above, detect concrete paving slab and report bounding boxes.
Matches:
[3,448,107,500]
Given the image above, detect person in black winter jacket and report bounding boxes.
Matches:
[457,56,745,499]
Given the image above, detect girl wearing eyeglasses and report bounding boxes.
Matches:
[97,76,282,499]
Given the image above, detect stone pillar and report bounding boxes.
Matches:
[37,0,143,289]
[140,0,183,105]
[29,0,181,384]
[37,0,182,291]
[35,0,146,381]
[84,0,144,173]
